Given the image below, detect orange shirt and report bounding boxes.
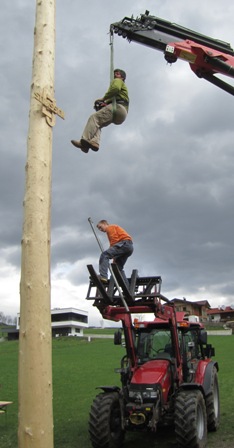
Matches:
[106,225,132,246]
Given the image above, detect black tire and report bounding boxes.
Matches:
[174,389,207,448]
[89,392,125,448]
[206,367,220,431]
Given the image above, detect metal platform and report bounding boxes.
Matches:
[86,264,164,307]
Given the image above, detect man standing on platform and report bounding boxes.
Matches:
[96,219,133,283]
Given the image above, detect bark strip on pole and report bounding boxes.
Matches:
[18,1,56,447]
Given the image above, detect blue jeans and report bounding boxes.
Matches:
[99,240,133,280]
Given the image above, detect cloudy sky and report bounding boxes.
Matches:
[1,0,234,325]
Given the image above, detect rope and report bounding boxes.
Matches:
[109,29,116,119]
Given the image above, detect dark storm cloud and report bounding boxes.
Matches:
[1,0,234,318]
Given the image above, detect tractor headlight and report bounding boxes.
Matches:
[129,390,142,402]
[143,388,158,399]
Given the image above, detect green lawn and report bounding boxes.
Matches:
[0,335,234,448]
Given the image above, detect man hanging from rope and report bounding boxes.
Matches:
[71,69,129,153]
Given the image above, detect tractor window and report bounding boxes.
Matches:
[136,329,172,363]
[179,329,202,361]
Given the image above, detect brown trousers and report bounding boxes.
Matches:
[81,104,127,147]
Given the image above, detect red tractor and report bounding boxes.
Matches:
[86,264,220,448]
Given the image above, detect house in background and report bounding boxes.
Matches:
[4,307,88,340]
[207,305,234,323]
[50,307,88,337]
[171,298,211,322]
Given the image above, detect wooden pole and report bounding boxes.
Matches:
[18,1,62,447]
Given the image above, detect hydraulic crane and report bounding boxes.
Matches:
[111,10,234,96]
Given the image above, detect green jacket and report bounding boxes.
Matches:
[103,78,129,109]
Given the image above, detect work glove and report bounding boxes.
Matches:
[94,99,107,111]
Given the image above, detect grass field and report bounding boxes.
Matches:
[0,334,234,448]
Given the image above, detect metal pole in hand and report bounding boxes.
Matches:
[88,217,129,312]
[88,217,104,252]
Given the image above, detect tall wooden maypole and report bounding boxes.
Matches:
[18,1,64,447]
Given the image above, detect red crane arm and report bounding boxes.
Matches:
[165,39,234,77]
[111,11,234,95]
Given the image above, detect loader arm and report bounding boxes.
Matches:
[87,264,182,369]
[111,10,234,96]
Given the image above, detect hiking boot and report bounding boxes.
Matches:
[71,140,89,153]
[98,276,108,284]
[81,138,99,152]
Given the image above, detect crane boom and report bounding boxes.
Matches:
[111,10,234,95]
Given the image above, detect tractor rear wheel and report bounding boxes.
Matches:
[89,392,125,448]
[174,389,207,448]
[206,366,220,431]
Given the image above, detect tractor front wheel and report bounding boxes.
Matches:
[206,366,220,431]
[89,392,125,448]
[174,389,207,448]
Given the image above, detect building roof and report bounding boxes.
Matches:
[171,298,211,308]
[51,307,88,315]
[207,306,234,315]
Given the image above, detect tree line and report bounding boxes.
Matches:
[0,311,17,325]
